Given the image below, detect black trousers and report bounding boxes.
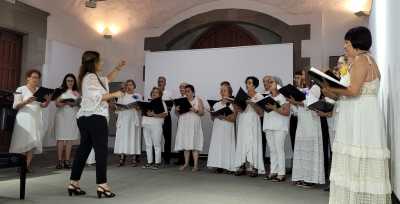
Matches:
[260,117,267,161]
[320,117,330,179]
[162,113,172,164]
[70,115,109,184]
[289,115,298,150]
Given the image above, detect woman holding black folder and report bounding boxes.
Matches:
[174,84,204,172]
[142,87,168,169]
[234,76,265,177]
[54,73,80,169]
[290,79,325,187]
[207,84,236,173]
[68,51,126,198]
[262,76,291,182]
[113,79,142,167]
[324,27,391,204]
[9,69,51,172]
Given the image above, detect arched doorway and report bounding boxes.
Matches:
[191,23,260,49]
[145,9,311,72]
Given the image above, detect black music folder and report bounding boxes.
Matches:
[51,88,64,100]
[137,97,166,116]
[233,87,250,111]
[115,102,138,110]
[210,106,233,117]
[308,67,347,89]
[33,87,54,103]
[308,100,334,113]
[164,100,174,111]
[173,97,192,114]
[279,84,306,102]
[256,96,281,113]
[207,100,220,110]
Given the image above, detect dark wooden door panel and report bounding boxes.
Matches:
[0,29,22,152]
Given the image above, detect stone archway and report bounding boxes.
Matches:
[144,9,310,72]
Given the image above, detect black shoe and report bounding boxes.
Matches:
[56,160,63,169]
[97,186,115,198]
[63,160,71,169]
[152,163,161,170]
[68,184,86,196]
[118,155,126,167]
[234,165,246,176]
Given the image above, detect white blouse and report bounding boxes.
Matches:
[77,73,109,118]
[263,93,289,132]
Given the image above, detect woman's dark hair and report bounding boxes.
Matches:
[294,70,303,76]
[125,79,136,89]
[61,73,78,92]
[185,84,195,95]
[25,69,42,79]
[220,81,231,87]
[245,76,259,88]
[224,85,233,97]
[78,51,100,90]
[344,26,372,51]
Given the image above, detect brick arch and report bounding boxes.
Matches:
[144,9,310,72]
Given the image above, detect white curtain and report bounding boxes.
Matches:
[369,0,400,198]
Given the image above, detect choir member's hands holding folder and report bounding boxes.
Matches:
[173,97,192,114]
[279,84,306,102]
[308,67,347,89]
[33,87,54,103]
[137,97,166,117]
[256,96,281,113]
[233,87,250,112]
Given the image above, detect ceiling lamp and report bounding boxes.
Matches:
[85,0,106,8]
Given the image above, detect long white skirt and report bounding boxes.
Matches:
[114,109,141,155]
[174,112,203,151]
[329,94,391,204]
[207,118,236,171]
[9,105,43,154]
[54,106,79,140]
[292,107,325,184]
[234,110,265,174]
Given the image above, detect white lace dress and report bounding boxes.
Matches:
[292,85,325,184]
[329,75,391,202]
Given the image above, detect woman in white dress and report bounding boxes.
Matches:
[288,80,325,187]
[54,73,80,169]
[234,76,265,177]
[9,69,51,172]
[207,84,236,173]
[323,27,391,204]
[174,84,204,172]
[114,79,142,167]
[142,87,168,169]
[262,76,291,182]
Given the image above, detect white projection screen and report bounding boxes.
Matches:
[145,44,293,154]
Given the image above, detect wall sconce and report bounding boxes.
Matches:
[96,24,119,39]
[348,0,372,17]
[103,27,112,39]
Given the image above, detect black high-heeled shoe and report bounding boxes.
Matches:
[97,186,116,198]
[63,160,71,169]
[118,155,126,167]
[68,184,86,196]
[56,160,63,169]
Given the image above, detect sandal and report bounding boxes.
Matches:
[272,175,286,182]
